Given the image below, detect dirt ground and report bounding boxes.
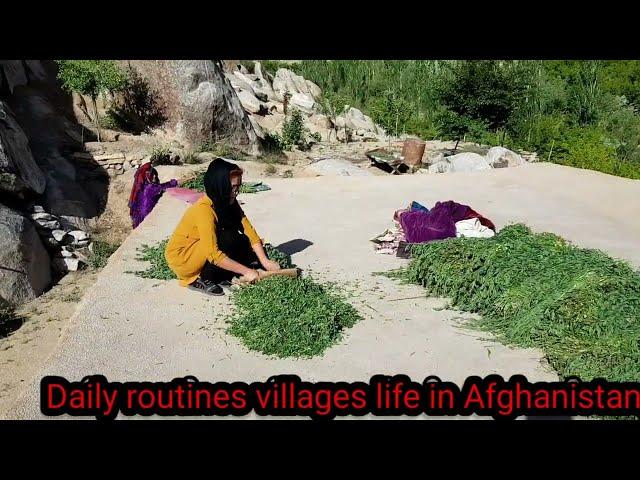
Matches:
[0,270,98,415]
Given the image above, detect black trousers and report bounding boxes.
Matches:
[200,227,259,283]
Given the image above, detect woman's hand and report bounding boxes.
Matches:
[262,259,281,272]
[240,269,260,283]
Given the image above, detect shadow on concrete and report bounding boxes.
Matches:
[275,239,313,256]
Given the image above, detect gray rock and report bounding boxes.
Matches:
[449,152,492,172]
[51,229,68,242]
[68,230,89,243]
[0,203,51,305]
[53,257,80,273]
[0,61,28,94]
[225,71,254,93]
[253,91,268,102]
[305,80,322,100]
[485,146,524,168]
[43,236,60,249]
[237,90,263,114]
[424,151,445,165]
[344,107,377,133]
[289,93,316,114]
[429,152,492,173]
[32,205,45,213]
[126,60,261,154]
[23,60,47,81]
[272,69,323,101]
[0,100,47,197]
[34,219,61,230]
[309,114,332,129]
[31,212,56,222]
[428,160,453,174]
[254,62,265,80]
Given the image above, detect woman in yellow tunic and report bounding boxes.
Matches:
[165,158,281,296]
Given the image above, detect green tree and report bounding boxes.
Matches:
[436,61,526,145]
[370,89,412,138]
[56,60,128,141]
[320,91,348,138]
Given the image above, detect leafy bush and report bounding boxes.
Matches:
[88,241,120,269]
[553,127,640,178]
[370,89,413,138]
[282,108,306,147]
[182,151,200,165]
[149,145,171,165]
[56,60,128,141]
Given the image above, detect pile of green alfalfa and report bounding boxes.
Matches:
[128,240,357,357]
[388,224,640,382]
[226,276,361,358]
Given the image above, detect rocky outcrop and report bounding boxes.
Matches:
[486,146,525,168]
[0,100,46,198]
[0,204,51,305]
[0,60,103,304]
[124,61,262,154]
[428,152,491,173]
[225,62,386,145]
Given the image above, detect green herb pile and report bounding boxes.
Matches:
[227,276,361,358]
[264,243,294,268]
[129,239,176,280]
[388,224,640,382]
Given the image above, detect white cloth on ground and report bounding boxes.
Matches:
[455,218,495,238]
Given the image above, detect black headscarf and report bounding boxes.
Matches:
[204,158,244,232]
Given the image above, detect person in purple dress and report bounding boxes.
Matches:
[128,162,178,228]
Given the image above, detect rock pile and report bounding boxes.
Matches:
[226,62,386,144]
[426,146,533,174]
[28,205,92,273]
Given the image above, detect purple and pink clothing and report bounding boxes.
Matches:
[399,200,495,244]
[129,163,178,228]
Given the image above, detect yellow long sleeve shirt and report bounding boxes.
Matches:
[165,195,261,286]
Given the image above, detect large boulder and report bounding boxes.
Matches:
[125,60,261,154]
[272,68,322,102]
[308,114,332,129]
[305,158,372,177]
[251,62,278,102]
[485,146,525,168]
[0,203,51,306]
[343,107,377,133]
[0,100,46,198]
[224,71,254,94]
[289,93,316,114]
[428,152,491,173]
[0,60,29,94]
[4,63,108,220]
[236,90,264,114]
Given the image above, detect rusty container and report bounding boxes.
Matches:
[401,139,426,166]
